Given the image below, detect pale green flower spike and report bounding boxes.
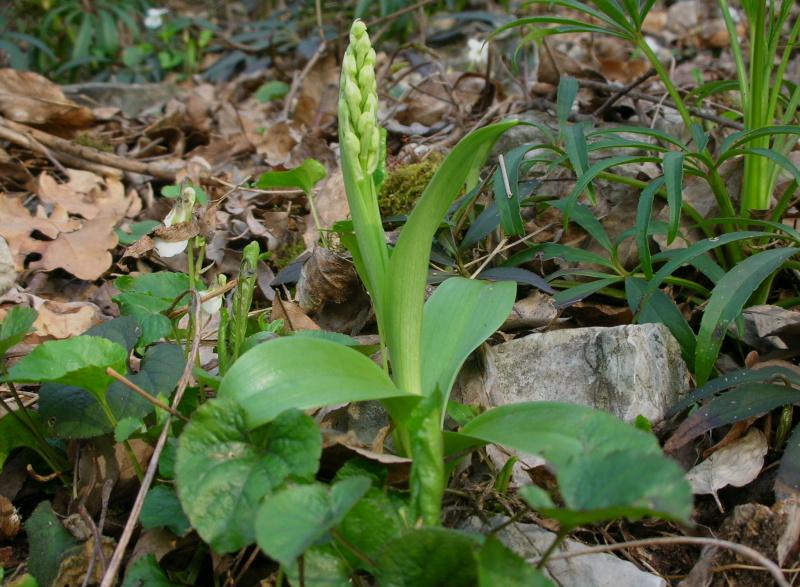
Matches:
[339,20,380,179]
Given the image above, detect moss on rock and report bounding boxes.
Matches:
[377,152,444,217]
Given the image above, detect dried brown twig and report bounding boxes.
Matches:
[99,291,204,587]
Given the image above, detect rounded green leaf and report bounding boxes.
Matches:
[175,397,321,553]
[459,402,692,524]
[7,336,127,396]
[219,337,406,429]
[255,476,371,567]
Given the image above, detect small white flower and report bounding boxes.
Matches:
[199,274,226,320]
[467,38,488,68]
[144,8,169,30]
[155,186,195,258]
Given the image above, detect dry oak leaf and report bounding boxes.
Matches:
[0,494,21,540]
[38,169,133,221]
[685,428,768,511]
[29,216,118,281]
[0,194,79,270]
[33,300,103,339]
[0,68,94,129]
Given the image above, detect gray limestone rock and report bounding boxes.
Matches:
[456,322,689,424]
[463,516,667,587]
[0,236,16,296]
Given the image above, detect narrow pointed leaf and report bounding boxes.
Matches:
[695,247,798,384]
[663,151,684,244]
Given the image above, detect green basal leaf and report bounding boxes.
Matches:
[122,554,179,587]
[376,528,481,587]
[777,423,800,500]
[256,476,371,567]
[39,342,183,439]
[219,337,406,429]
[254,80,290,103]
[420,278,516,411]
[557,75,578,131]
[385,121,518,397]
[549,200,614,255]
[337,488,408,569]
[553,276,623,307]
[0,411,48,470]
[114,272,190,345]
[458,402,693,524]
[175,398,321,553]
[284,544,353,587]
[140,485,191,537]
[116,220,160,245]
[695,247,799,384]
[7,336,127,397]
[634,177,665,278]
[255,158,326,194]
[478,536,554,587]
[26,501,78,587]
[0,306,37,358]
[507,242,616,270]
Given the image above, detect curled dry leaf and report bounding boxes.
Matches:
[32,300,102,339]
[0,68,94,130]
[685,428,768,511]
[271,297,320,333]
[0,494,21,540]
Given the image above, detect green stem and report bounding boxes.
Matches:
[537,531,568,568]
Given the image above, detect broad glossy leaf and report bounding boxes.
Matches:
[175,398,321,553]
[386,121,517,396]
[421,278,516,407]
[666,384,800,451]
[39,343,184,439]
[376,528,481,587]
[459,402,692,524]
[478,536,553,587]
[26,501,78,587]
[460,201,500,250]
[256,476,371,567]
[114,272,189,345]
[140,485,191,537]
[219,337,406,429]
[284,544,353,587]
[695,247,798,384]
[256,158,326,193]
[7,336,127,396]
[625,277,695,368]
[0,306,36,358]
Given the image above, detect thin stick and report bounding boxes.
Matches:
[498,154,513,199]
[592,68,657,118]
[210,177,305,196]
[105,368,188,422]
[168,278,238,319]
[100,292,204,587]
[470,237,508,279]
[527,536,789,587]
[0,117,180,180]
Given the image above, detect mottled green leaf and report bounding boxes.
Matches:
[175,398,321,553]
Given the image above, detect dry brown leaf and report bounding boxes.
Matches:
[271,297,319,332]
[33,300,102,339]
[31,216,118,280]
[0,495,21,540]
[0,195,80,270]
[37,169,132,221]
[294,54,340,130]
[685,428,768,511]
[0,68,94,129]
[53,537,116,587]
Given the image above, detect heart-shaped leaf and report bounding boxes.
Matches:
[175,397,321,553]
